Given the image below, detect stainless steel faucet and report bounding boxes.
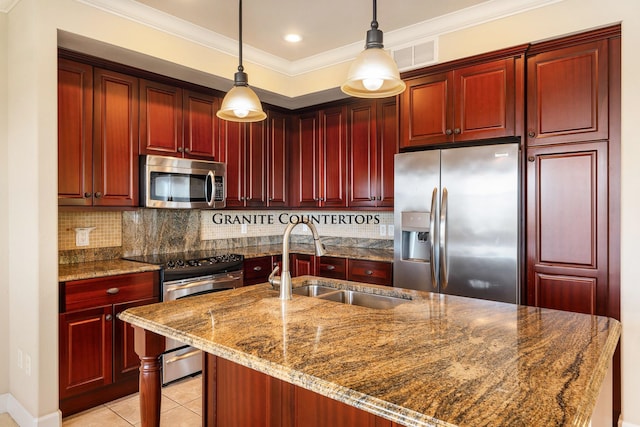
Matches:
[269,219,326,300]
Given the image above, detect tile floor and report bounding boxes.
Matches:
[0,375,202,427]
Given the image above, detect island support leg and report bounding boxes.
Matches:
[133,326,165,427]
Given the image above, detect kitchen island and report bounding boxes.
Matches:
[119,276,620,427]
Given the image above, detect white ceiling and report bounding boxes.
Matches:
[133,0,489,62]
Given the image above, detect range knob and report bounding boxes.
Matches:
[176,259,185,267]
[166,260,176,269]
[187,259,200,267]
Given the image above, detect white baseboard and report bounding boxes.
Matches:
[0,393,7,412]
[0,394,61,427]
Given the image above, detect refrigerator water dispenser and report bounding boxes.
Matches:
[401,212,430,262]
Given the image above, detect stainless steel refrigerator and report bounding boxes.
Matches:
[393,143,520,304]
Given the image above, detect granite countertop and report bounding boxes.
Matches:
[119,276,620,427]
[238,243,393,262]
[59,259,161,282]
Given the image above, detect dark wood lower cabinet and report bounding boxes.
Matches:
[204,354,398,427]
[59,271,160,416]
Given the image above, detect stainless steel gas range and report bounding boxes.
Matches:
[124,251,244,384]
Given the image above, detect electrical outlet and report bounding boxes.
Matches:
[17,349,23,369]
[302,224,308,233]
[25,354,31,376]
[240,224,247,234]
[379,224,386,236]
[388,225,394,235]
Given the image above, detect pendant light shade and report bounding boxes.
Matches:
[217,0,266,122]
[341,0,405,98]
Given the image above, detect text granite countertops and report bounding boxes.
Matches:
[119,276,619,427]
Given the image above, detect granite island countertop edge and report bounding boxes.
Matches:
[118,277,620,427]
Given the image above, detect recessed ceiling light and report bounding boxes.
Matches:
[284,34,302,43]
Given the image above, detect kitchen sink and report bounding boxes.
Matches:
[293,285,408,310]
[292,285,337,297]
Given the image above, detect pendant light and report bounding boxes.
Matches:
[217,0,266,122]
[341,0,406,98]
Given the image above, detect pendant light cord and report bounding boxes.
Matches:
[238,0,244,73]
[371,0,377,28]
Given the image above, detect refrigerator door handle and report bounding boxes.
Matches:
[429,187,438,289]
[440,187,449,289]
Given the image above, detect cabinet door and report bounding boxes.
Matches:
[454,58,515,142]
[291,254,316,277]
[527,40,609,146]
[348,101,377,208]
[139,79,183,156]
[400,72,453,148]
[376,98,397,208]
[526,141,608,315]
[347,259,393,286]
[183,90,218,160]
[58,59,93,206]
[320,106,347,207]
[294,387,388,427]
[245,120,267,207]
[93,68,139,207]
[244,256,274,286]
[59,305,113,399]
[290,112,320,208]
[267,110,288,207]
[113,298,157,383]
[219,120,245,208]
[317,256,347,280]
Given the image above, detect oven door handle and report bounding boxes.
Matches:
[165,275,240,292]
[165,349,201,364]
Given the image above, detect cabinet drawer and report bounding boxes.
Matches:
[317,257,347,280]
[61,271,158,312]
[244,257,274,284]
[347,260,393,286]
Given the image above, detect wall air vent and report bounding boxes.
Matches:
[392,38,438,72]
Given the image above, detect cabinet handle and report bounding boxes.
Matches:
[184,147,191,153]
[94,192,102,198]
[454,128,461,135]
[377,196,381,200]
[445,129,453,135]
[106,287,120,295]
[527,156,535,162]
[84,192,92,198]
[177,147,184,153]
[326,265,336,271]
[253,266,262,271]
[105,314,113,321]
[268,197,273,201]
[365,270,373,275]
[370,196,375,201]
[528,131,536,138]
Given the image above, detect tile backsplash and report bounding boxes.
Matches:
[58,208,393,263]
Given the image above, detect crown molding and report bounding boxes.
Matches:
[0,0,20,13]
[76,0,563,76]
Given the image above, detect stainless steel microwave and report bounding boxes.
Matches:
[140,155,226,209]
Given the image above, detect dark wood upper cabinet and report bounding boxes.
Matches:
[267,110,289,207]
[140,80,219,160]
[290,107,347,208]
[290,111,320,208]
[348,99,397,208]
[319,106,348,208]
[183,90,219,159]
[139,79,182,157]
[217,118,267,208]
[526,40,609,146]
[400,57,519,148]
[58,59,93,206]
[92,68,139,207]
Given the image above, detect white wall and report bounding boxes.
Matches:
[0,6,10,401]
[2,0,639,425]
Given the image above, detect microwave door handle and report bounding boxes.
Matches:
[205,171,214,206]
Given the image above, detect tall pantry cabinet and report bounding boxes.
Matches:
[525,26,620,319]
